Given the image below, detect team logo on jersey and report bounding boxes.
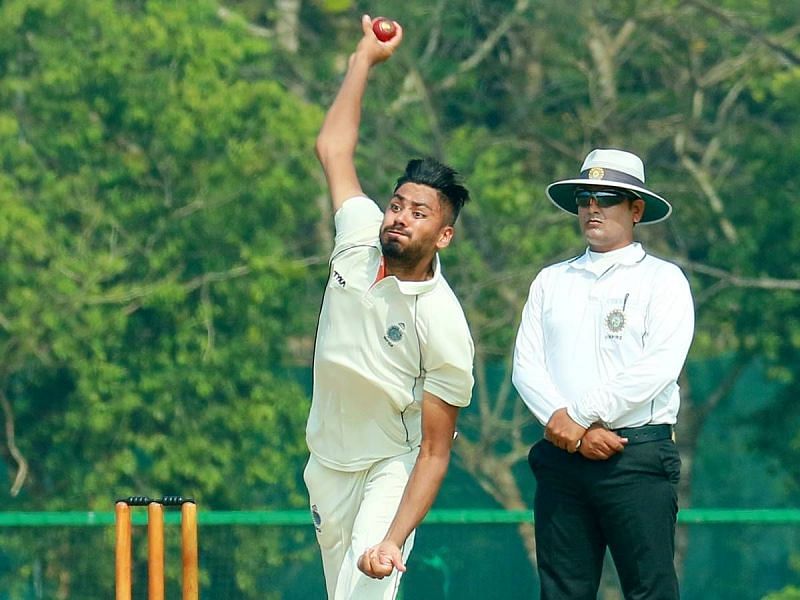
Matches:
[311,504,322,533]
[383,322,406,347]
[605,308,626,333]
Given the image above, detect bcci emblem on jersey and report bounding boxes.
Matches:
[605,308,626,336]
[383,322,406,347]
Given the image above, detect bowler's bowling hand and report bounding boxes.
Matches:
[545,408,586,453]
[357,541,406,579]
[356,14,404,66]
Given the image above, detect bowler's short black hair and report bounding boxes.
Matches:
[394,158,470,225]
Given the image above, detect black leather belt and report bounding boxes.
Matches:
[611,424,673,444]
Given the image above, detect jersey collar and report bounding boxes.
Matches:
[569,242,645,275]
[393,253,442,295]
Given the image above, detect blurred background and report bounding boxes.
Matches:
[1,0,799,598]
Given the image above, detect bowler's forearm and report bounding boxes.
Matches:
[315,52,372,166]
[383,453,450,548]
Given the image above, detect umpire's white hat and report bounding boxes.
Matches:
[546,148,672,224]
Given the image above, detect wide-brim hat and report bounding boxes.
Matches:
[546,148,672,224]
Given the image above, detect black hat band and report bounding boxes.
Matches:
[579,167,644,188]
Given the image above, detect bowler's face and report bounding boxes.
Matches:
[380,182,453,264]
[578,191,644,252]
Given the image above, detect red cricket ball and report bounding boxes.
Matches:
[372,17,397,42]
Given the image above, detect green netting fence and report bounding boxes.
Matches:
[1,509,799,599]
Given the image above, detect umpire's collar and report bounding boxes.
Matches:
[569,242,645,276]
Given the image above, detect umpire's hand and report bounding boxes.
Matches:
[578,424,628,460]
[544,408,587,453]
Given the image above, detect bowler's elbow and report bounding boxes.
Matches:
[314,137,350,176]
[416,448,451,486]
[314,135,330,166]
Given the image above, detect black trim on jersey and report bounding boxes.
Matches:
[631,248,656,427]
[401,296,424,450]
[599,264,616,279]
[309,268,331,402]
[578,248,650,279]
[314,241,427,454]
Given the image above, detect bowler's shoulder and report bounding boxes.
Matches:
[334,195,381,227]
[332,195,383,256]
[425,276,467,312]
[417,278,469,329]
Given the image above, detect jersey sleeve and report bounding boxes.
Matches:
[421,304,475,408]
[331,195,383,260]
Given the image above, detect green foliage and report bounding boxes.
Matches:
[2,0,800,596]
[1,1,323,594]
[763,586,800,600]
[1,0,324,505]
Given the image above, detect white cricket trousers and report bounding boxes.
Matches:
[304,449,419,600]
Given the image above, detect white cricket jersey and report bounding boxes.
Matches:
[307,196,474,471]
[512,242,694,429]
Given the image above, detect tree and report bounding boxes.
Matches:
[3,0,800,597]
[1,0,325,596]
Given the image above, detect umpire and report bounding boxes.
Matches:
[512,148,695,599]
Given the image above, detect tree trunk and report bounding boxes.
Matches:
[275,0,300,53]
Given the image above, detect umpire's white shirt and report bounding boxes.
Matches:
[512,242,694,429]
[307,196,474,472]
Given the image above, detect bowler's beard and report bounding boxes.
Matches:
[380,230,425,268]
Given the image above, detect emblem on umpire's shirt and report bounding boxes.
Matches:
[605,308,626,334]
[384,322,406,347]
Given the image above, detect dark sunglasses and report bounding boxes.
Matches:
[574,188,636,208]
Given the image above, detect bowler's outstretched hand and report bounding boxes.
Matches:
[357,15,403,66]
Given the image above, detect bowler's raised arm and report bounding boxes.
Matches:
[315,15,403,213]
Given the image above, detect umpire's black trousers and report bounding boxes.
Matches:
[529,438,681,600]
